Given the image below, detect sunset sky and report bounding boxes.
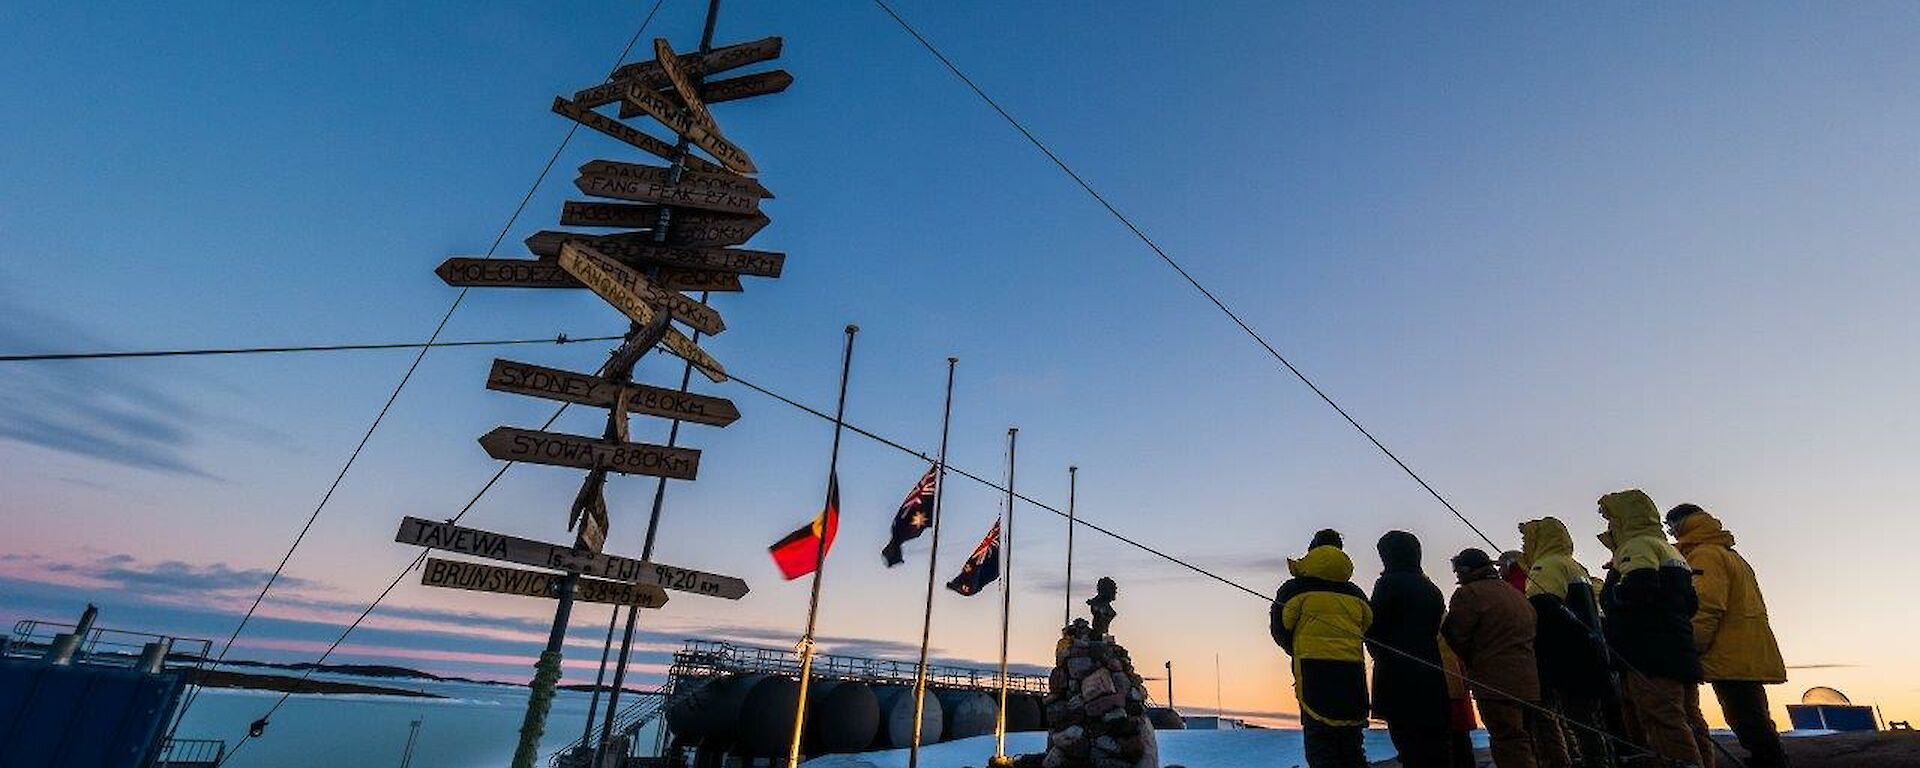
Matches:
[5,0,1920,729]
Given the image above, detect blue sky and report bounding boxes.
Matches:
[5,1,1920,725]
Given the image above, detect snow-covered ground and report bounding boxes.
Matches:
[802,729,1465,768]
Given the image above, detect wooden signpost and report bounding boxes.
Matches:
[532,230,784,278]
[487,358,740,426]
[420,558,670,609]
[478,426,701,480]
[396,517,751,599]
[434,257,743,292]
[419,20,788,768]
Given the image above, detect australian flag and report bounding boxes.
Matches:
[946,520,1001,596]
[882,465,939,566]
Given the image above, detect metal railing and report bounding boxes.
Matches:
[676,639,1049,695]
[7,619,213,668]
[154,737,227,767]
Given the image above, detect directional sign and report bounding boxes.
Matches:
[395,517,750,599]
[436,257,741,292]
[671,210,772,247]
[551,96,724,176]
[575,168,761,216]
[534,231,783,279]
[598,36,784,97]
[698,70,793,105]
[420,557,669,608]
[561,201,660,229]
[653,38,715,131]
[558,241,727,335]
[559,203,773,248]
[619,79,756,174]
[479,426,701,480]
[487,358,740,426]
[579,160,770,199]
[662,327,727,383]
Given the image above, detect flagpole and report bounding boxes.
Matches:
[786,324,859,768]
[994,427,1018,761]
[1063,465,1077,628]
[907,357,959,768]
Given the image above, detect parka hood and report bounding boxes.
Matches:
[1520,516,1591,599]
[1675,509,1737,553]
[1288,544,1356,582]
[1520,517,1576,563]
[1377,530,1423,572]
[1597,489,1686,573]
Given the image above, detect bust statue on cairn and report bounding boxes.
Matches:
[1011,577,1158,768]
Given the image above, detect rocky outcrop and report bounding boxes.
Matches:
[1020,625,1157,768]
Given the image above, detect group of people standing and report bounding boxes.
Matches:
[1269,489,1790,768]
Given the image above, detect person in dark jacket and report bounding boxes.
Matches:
[1520,517,1613,768]
[1366,531,1452,768]
[1670,504,1792,768]
[1272,535,1373,768]
[1597,490,1703,767]
[1444,548,1543,768]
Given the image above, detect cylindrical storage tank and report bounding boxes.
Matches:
[665,674,752,748]
[806,679,881,754]
[871,685,943,749]
[1005,693,1044,733]
[1146,706,1186,730]
[733,674,800,758]
[936,689,998,740]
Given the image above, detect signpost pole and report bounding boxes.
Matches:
[993,428,1018,761]
[907,357,959,768]
[594,7,726,762]
[1064,465,1077,627]
[511,570,579,768]
[786,325,859,768]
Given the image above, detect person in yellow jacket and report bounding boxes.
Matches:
[1668,503,1791,768]
[1271,530,1374,768]
[1597,489,1705,767]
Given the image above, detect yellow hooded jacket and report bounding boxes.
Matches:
[1270,545,1373,726]
[1599,489,1688,573]
[1675,511,1787,683]
[1520,517,1593,600]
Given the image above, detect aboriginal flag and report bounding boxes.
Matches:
[769,474,840,580]
[945,520,1001,596]
[882,465,939,566]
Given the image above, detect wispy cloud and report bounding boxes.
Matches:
[1787,663,1859,670]
[0,305,219,478]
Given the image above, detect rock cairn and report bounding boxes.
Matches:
[1019,620,1157,768]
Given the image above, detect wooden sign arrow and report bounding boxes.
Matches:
[479,426,700,480]
[552,240,728,381]
[663,327,727,383]
[557,241,727,336]
[578,160,770,199]
[531,231,783,279]
[420,557,669,608]
[619,79,756,174]
[559,203,772,248]
[396,517,750,599]
[596,36,784,98]
[575,169,760,216]
[697,70,793,105]
[436,257,741,292]
[551,96,725,176]
[487,358,740,426]
[653,38,715,132]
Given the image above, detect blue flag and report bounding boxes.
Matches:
[946,520,1001,597]
[882,465,939,566]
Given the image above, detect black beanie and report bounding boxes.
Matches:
[1666,503,1704,527]
[1451,548,1493,571]
[1310,528,1344,550]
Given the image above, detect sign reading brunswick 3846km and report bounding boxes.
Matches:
[405,23,787,768]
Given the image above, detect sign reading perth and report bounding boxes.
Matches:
[557,241,727,336]
[396,517,749,599]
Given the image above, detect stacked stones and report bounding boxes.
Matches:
[1023,620,1157,768]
